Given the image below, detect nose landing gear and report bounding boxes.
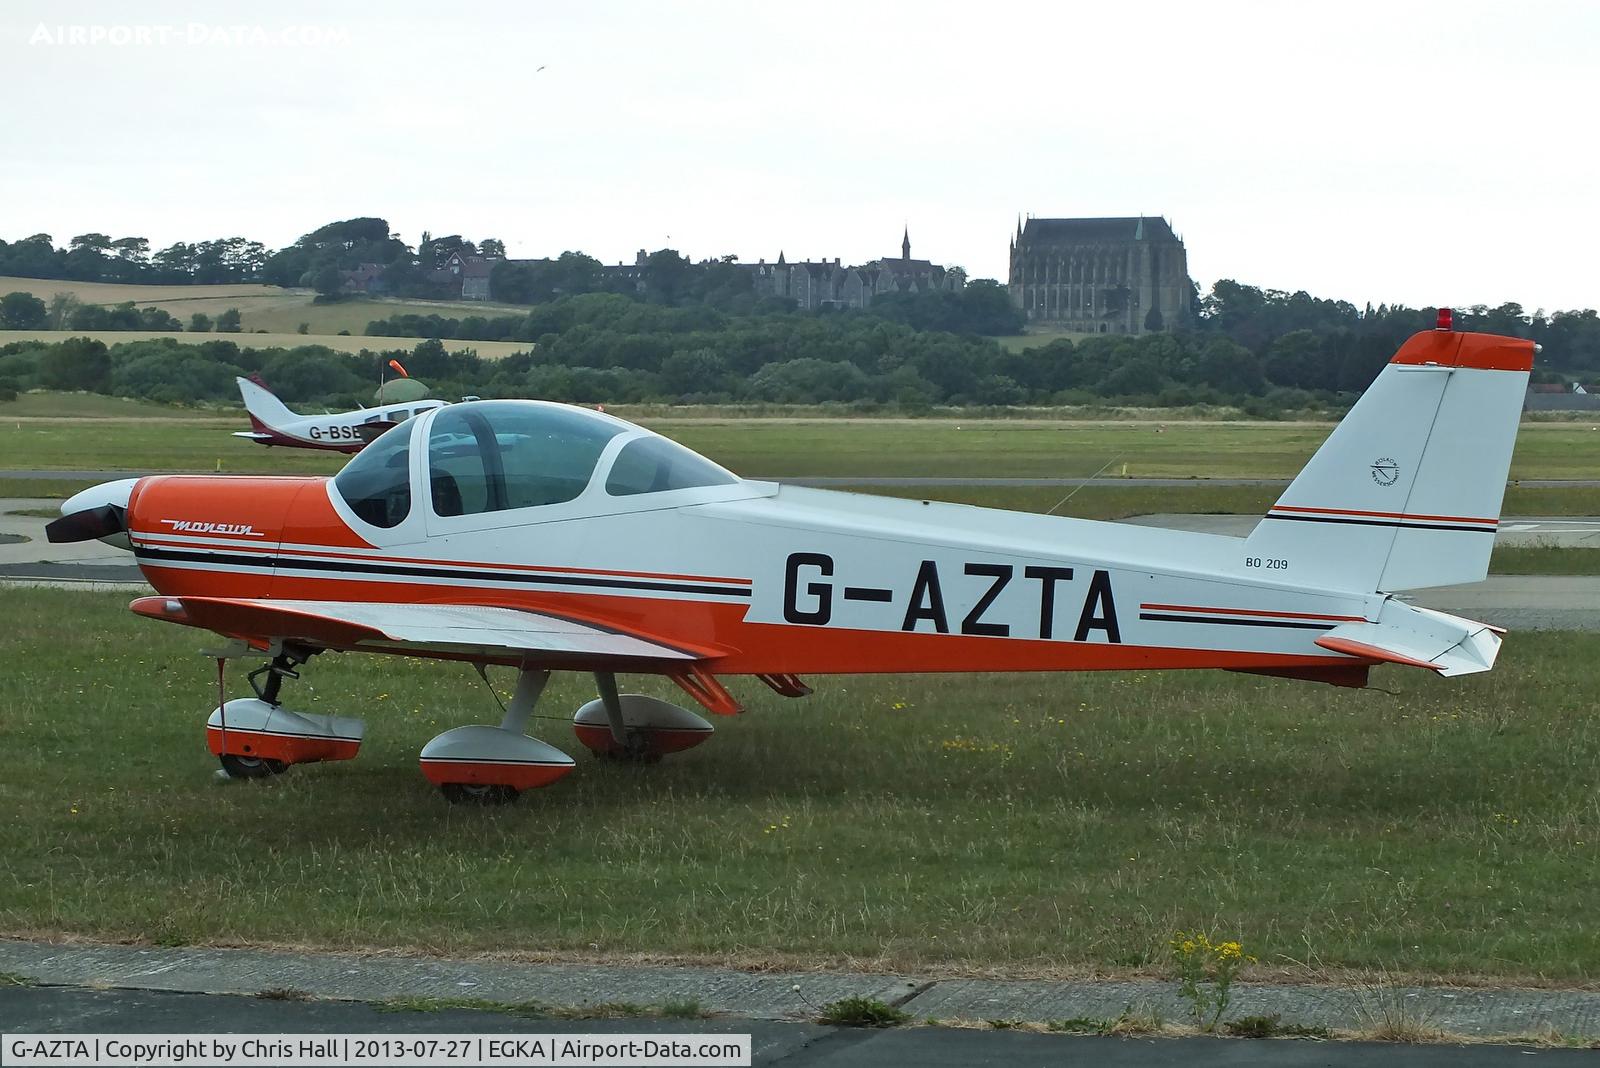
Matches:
[209,645,365,781]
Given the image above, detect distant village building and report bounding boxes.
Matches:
[339,263,387,295]
[438,251,501,301]
[1008,216,1192,335]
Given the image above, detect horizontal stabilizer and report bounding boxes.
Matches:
[231,431,272,441]
[1314,602,1502,677]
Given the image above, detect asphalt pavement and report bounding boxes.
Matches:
[3,940,1598,1047]
[3,985,1595,1067]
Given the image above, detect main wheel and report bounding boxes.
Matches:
[219,754,288,780]
[440,782,519,805]
[590,746,664,765]
[589,731,664,764]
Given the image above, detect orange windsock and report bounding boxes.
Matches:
[387,359,409,378]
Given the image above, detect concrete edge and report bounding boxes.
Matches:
[1,940,1596,1041]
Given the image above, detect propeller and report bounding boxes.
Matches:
[44,477,140,547]
[45,503,126,543]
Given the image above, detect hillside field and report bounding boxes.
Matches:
[0,275,533,336]
[0,329,532,358]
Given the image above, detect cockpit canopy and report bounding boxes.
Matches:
[334,400,738,528]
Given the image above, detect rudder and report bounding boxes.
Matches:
[1240,326,1534,592]
[235,375,299,431]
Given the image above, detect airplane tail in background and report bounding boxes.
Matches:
[236,375,299,432]
[1241,323,1535,593]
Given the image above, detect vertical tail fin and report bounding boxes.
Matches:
[235,375,299,432]
[1241,327,1534,592]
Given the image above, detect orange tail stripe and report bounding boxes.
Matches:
[1271,505,1497,525]
[1315,635,1443,672]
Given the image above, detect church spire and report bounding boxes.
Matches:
[901,225,910,262]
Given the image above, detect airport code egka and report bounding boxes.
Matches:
[3,1033,754,1067]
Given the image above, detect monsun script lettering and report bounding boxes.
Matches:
[161,519,264,537]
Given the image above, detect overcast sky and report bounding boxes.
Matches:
[3,1,1596,310]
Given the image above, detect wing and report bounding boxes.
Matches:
[132,595,711,669]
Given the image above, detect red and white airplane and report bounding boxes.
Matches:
[233,374,448,453]
[49,317,1533,803]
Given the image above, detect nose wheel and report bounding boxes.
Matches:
[218,754,288,779]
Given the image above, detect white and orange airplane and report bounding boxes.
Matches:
[233,374,448,453]
[49,317,1533,803]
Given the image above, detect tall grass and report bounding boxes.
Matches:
[0,589,1596,980]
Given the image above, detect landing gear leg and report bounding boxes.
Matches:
[246,646,308,706]
[592,671,657,762]
[595,671,628,747]
[500,668,550,735]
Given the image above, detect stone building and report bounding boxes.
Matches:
[1008,216,1191,334]
[754,230,966,311]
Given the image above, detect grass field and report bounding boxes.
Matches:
[0,587,1596,982]
[993,329,1094,353]
[4,413,1600,483]
[0,393,221,419]
[0,330,533,359]
[0,276,534,336]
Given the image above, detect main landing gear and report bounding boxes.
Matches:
[419,668,575,804]
[419,669,715,805]
[208,653,715,804]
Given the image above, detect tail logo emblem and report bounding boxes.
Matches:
[1370,458,1400,486]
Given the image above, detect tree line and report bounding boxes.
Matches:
[5,291,1597,413]
[0,291,246,333]
[5,217,1599,408]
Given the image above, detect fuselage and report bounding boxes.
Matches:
[238,400,449,452]
[125,399,1384,682]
